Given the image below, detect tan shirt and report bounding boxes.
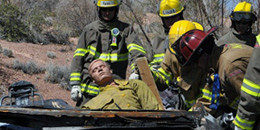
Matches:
[82,79,162,110]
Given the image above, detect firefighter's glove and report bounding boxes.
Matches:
[129,72,139,80]
[71,85,82,102]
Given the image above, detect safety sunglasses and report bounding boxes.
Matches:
[234,20,249,25]
[232,12,251,22]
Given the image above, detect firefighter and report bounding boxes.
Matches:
[146,0,185,110]
[70,0,147,108]
[216,1,257,47]
[81,59,161,110]
[149,0,185,68]
[150,20,205,110]
[150,0,204,68]
[233,37,260,130]
[168,25,254,118]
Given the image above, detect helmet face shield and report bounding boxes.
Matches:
[168,38,186,65]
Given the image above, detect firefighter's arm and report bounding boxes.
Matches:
[234,48,260,130]
[70,28,89,87]
[70,27,91,101]
[152,50,177,91]
[226,63,246,95]
[125,26,147,71]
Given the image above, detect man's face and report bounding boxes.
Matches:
[235,21,249,34]
[197,53,210,70]
[89,60,112,85]
[162,15,180,29]
[100,7,116,21]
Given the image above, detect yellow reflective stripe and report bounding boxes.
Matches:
[88,46,128,61]
[81,83,100,95]
[150,53,165,64]
[157,68,172,86]
[229,96,240,110]
[88,46,96,56]
[70,73,81,81]
[234,114,255,130]
[185,99,196,108]
[256,34,260,46]
[241,78,260,97]
[202,88,212,101]
[74,48,88,57]
[131,63,135,70]
[127,43,146,54]
[186,94,202,109]
[151,70,159,82]
[230,44,242,49]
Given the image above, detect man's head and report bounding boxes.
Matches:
[158,0,185,30]
[168,20,204,57]
[170,26,218,67]
[88,59,113,86]
[94,0,121,22]
[230,1,257,34]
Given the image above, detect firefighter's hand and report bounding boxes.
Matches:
[71,85,82,102]
[129,73,139,80]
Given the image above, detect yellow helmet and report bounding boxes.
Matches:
[168,20,204,54]
[158,0,185,17]
[192,22,204,31]
[230,1,257,22]
[94,0,120,8]
[233,1,253,13]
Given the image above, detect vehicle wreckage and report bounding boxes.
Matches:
[0,81,223,130]
[0,59,224,130]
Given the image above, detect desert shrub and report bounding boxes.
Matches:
[47,51,56,59]
[12,59,22,69]
[3,48,13,57]
[12,59,45,74]
[44,63,70,90]
[0,3,30,42]
[54,0,97,36]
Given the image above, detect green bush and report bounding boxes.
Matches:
[0,4,30,42]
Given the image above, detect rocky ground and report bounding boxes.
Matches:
[0,39,79,107]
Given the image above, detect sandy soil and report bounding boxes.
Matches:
[0,39,78,107]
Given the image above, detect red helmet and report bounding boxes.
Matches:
[172,26,218,66]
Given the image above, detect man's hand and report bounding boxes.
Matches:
[71,85,82,101]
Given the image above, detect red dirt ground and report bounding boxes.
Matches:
[0,39,79,107]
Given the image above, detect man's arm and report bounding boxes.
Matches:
[130,79,162,110]
[125,26,147,70]
[233,48,260,130]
